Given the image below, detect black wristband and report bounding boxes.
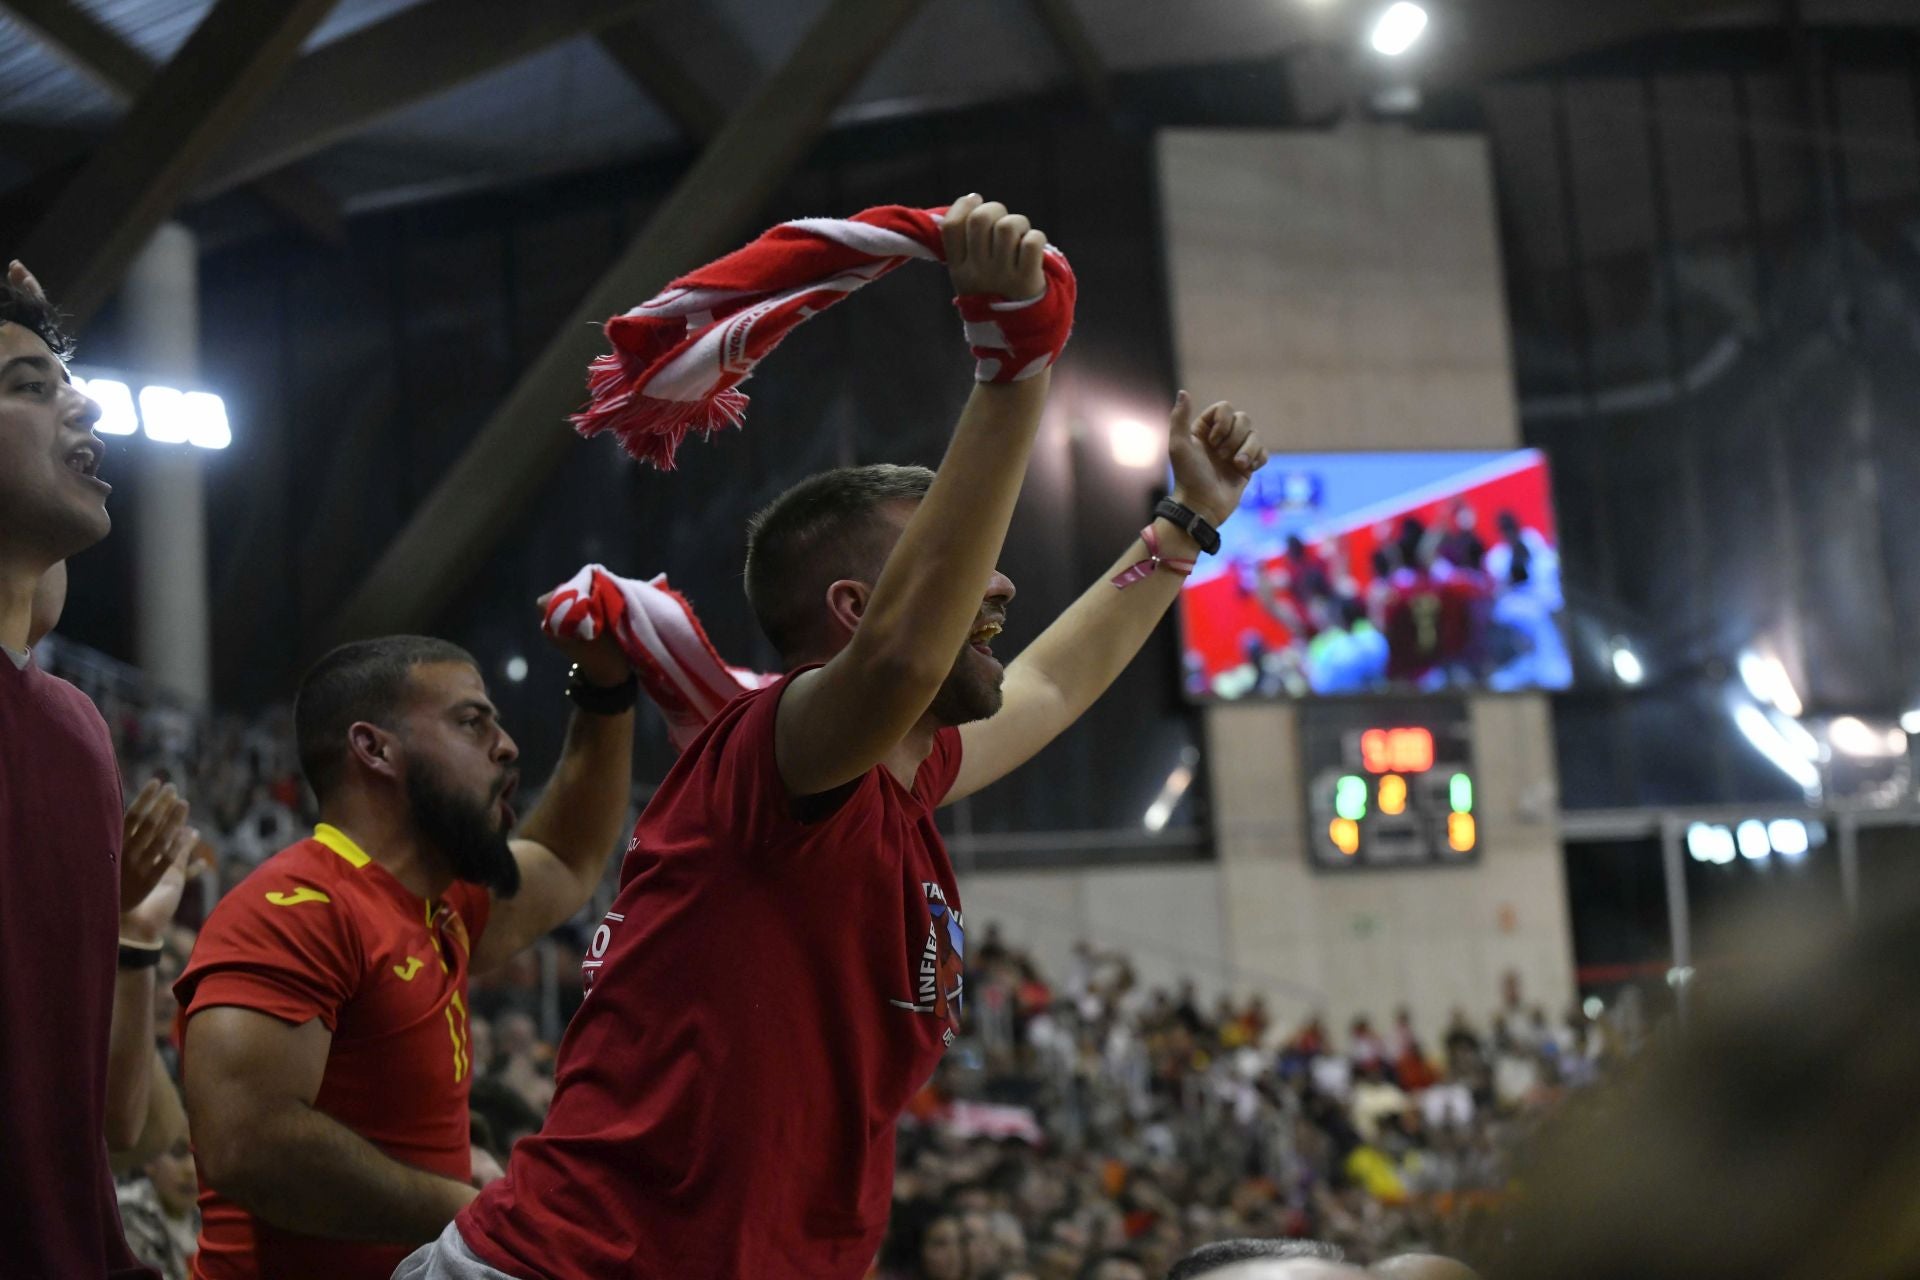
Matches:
[1153,498,1222,556]
[117,944,163,971]
[565,664,639,715]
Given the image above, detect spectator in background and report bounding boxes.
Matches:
[118,1136,202,1280]
[1078,1250,1151,1280]
[1,257,195,1280]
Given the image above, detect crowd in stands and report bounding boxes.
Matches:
[871,931,1620,1278]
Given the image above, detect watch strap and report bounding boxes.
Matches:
[1153,498,1222,556]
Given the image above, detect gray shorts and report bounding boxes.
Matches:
[392,1222,523,1280]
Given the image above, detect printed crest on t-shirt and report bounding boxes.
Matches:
[888,882,965,1044]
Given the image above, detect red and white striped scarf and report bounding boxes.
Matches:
[571,204,1076,469]
[542,564,774,753]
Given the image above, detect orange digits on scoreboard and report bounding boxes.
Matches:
[1361,727,1434,774]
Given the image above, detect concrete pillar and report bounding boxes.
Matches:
[123,223,211,707]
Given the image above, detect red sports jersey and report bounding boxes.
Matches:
[458,671,966,1279]
[175,825,492,1280]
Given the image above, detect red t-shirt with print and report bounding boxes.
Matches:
[459,670,966,1279]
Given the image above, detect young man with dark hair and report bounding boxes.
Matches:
[1,258,196,1279]
[404,195,1268,1280]
[174,626,640,1280]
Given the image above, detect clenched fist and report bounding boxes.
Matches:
[940,194,1048,302]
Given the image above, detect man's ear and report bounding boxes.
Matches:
[346,722,399,780]
[822,579,871,639]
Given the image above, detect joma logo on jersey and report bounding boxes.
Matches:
[265,886,330,907]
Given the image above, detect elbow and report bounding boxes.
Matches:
[192,1113,266,1202]
[103,1099,144,1155]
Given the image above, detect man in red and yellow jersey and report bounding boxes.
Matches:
[174,625,638,1280]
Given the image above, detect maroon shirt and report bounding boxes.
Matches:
[0,648,156,1279]
[459,669,966,1279]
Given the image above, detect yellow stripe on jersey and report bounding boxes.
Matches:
[313,823,372,868]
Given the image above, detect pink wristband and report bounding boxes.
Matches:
[1111,524,1196,590]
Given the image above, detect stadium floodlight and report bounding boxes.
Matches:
[1610,640,1644,686]
[1738,649,1803,718]
[1736,820,1771,861]
[1828,715,1906,759]
[1370,2,1429,55]
[1767,819,1810,859]
[1902,708,1920,735]
[138,385,190,443]
[1107,418,1160,470]
[1732,701,1821,796]
[75,376,139,436]
[183,391,231,450]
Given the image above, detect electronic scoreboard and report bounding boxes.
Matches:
[1301,699,1477,870]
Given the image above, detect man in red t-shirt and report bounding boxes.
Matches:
[402,196,1268,1279]
[174,621,640,1280]
[1,259,193,1280]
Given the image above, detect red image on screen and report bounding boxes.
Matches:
[1179,450,1566,700]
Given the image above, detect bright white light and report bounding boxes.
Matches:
[1582,996,1604,1020]
[1687,822,1736,865]
[1144,749,1199,833]
[1902,709,1920,735]
[1733,702,1822,795]
[183,391,231,449]
[1828,715,1907,759]
[1370,1,1429,55]
[1773,711,1823,762]
[1767,819,1809,859]
[1736,819,1771,861]
[504,656,529,683]
[1739,650,1803,718]
[77,377,138,436]
[138,385,190,443]
[1108,418,1161,470]
[1610,641,1644,686]
[1143,763,1195,833]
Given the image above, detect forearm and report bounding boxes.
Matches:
[859,376,1048,667]
[111,1050,186,1172]
[1011,516,1205,716]
[517,706,634,887]
[213,1105,476,1244]
[105,965,155,1150]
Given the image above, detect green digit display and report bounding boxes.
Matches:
[1336,775,1368,822]
[1450,773,1473,814]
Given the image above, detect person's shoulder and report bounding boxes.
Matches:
[206,837,356,926]
[28,666,113,740]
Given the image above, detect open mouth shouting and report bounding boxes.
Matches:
[968,619,1002,657]
[63,438,109,493]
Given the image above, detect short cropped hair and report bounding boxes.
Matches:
[294,636,475,800]
[1167,1239,1347,1280]
[0,275,74,359]
[743,464,934,658]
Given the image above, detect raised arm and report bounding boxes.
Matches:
[776,196,1054,797]
[185,1007,476,1244]
[946,394,1265,803]
[472,617,636,973]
